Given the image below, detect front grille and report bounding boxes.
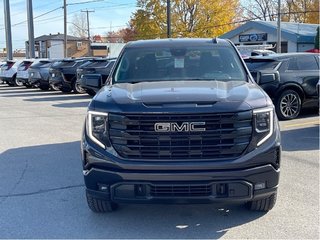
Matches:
[150,184,212,197]
[108,112,252,160]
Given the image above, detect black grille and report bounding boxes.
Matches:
[108,112,252,160]
[150,184,212,197]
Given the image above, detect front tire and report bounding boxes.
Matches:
[86,191,118,213]
[246,192,277,211]
[50,84,60,91]
[72,80,86,94]
[60,86,72,93]
[15,78,24,87]
[39,84,50,91]
[275,90,301,120]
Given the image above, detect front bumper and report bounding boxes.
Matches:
[84,163,279,204]
[83,133,280,204]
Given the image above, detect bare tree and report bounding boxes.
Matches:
[241,0,319,23]
[69,13,87,38]
[241,0,278,21]
[282,0,319,23]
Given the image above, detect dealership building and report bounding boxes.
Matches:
[220,21,318,53]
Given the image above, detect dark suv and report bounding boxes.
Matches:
[28,59,58,90]
[81,38,281,213]
[245,53,319,120]
[76,58,116,96]
[49,58,97,93]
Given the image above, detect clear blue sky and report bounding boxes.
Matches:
[0,0,137,51]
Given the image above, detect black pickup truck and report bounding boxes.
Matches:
[81,38,281,213]
[76,58,116,96]
[49,58,97,93]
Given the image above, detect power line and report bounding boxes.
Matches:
[67,0,105,6]
[0,6,62,30]
[0,0,119,30]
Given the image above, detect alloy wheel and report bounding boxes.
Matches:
[280,93,299,118]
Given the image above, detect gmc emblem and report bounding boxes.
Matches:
[154,122,206,132]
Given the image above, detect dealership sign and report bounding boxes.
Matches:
[239,33,267,42]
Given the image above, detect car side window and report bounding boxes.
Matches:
[297,56,318,70]
[287,58,298,70]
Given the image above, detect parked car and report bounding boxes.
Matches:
[0,62,5,84]
[0,60,21,86]
[81,38,281,213]
[245,53,319,120]
[49,58,98,93]
[28,59,59,90]
[76,58,116,96]
[16,59,34,87]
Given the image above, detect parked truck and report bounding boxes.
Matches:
[81,38,281,213]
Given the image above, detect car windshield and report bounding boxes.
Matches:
[113,46,246,83]
[30,61,51,68]
[52,60,75,68]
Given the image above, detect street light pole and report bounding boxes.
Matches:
[27,0,35,58]
[167,0,171,38]
[277,0,281,53]
[64,0,67,58]
[3,0,13,60]
[81,9,94,56]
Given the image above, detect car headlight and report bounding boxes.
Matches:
[253,107,274,146]
[86,111,110,148]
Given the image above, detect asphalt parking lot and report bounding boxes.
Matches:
[0,85,319,239]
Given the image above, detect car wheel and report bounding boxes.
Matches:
[72,81,86,94]
[86,191,118,213]
[24,83,32,88]
[275,90,301,120]
[39,84,50,91]
[246,192,277,211]
[50,84,60,91]
[86,89,96,97]
[60,86,72,93]
[15,79,24,86]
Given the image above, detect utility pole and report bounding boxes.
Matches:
[166,0,171,38]
[3,0,13,60]
[27,0,35,58]
[81,9,94,56]
[277,0,281,53]
[64,0,67,58]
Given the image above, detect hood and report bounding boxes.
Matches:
[92,81,270,113]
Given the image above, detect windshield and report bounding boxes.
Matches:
[113,46,246,83]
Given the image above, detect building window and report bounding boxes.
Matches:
[77,42,82,50]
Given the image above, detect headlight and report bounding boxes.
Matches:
[87,111,110,148]
[253,107,274,146]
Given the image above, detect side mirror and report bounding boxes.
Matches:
[84,74,102,89]
[257,70,280,85]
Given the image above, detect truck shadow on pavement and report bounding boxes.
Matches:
[0,141,266,239]
[52,101,91,108]
[24,94,91,102]
[0,88,44,95]
[281,125,319,151]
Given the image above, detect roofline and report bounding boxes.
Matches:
[220,21,317,43]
